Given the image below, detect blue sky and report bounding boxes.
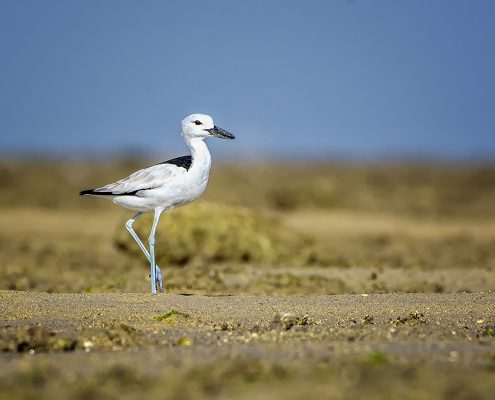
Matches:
[0,0,494,160]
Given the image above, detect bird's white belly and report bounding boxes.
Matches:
[112,171,209,212]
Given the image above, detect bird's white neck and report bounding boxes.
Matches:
[185,136,211,172]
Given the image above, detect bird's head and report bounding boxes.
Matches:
[181,114,235,141]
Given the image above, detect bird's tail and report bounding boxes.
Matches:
[79,189,115,196]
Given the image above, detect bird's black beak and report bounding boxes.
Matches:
[205,126,235,140]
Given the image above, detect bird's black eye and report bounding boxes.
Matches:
[194,120,202,125]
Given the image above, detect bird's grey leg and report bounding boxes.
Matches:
[149,208,164,295]
[125,212,163,293]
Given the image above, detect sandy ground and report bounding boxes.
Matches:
[1,290,494,399]
[1,161,495,399]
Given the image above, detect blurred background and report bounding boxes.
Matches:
[1,0,494,294]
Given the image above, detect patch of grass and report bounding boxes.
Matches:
[362,350,389,366]
[114,201,495,270]
[154,310,190,322]
[177,336,193,346]
[116,202,320,267]
[481,325,495,337]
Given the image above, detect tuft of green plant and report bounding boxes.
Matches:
[177,336,193,346]
[115,202,319,267]
[363,315,374,324]
[362,350,389,366]
[481,325,495,337]
[154,310,190,322]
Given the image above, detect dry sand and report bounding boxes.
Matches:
[1,290,494,399]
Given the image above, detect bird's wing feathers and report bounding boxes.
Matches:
[92,163,185,195]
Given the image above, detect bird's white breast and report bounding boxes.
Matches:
[151,159,211,208]
[112,138,212,212]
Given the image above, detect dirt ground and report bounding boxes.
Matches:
[0,161,494,399]
[1,290,494,400]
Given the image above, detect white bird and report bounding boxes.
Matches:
[80,114,235,294]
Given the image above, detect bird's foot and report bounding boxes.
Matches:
[156,265,163,293]
[149,265,164,293]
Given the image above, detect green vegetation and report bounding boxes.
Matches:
[154,310,190,321]
[362,350,389,366]
[363,315,374,324]
[177,336,193,346]
[481,325,495,337]
[114,199,495,269]
[116,202,317,267]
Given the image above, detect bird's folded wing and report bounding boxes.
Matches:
[93,163,183,195]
